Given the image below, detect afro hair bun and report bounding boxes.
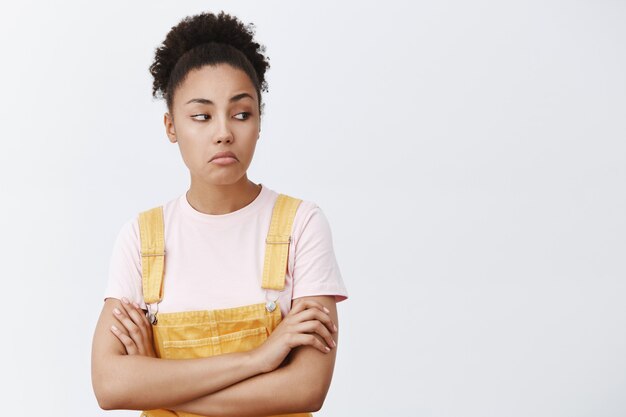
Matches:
[149,11,270,106]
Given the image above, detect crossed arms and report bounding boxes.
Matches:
[91,295,340,416]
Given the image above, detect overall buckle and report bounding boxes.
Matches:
[146,302,159,325]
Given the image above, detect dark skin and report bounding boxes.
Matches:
[106,295,339,414]
[91,63,342,415]
[111,296,336,368]
[164,63,263,215]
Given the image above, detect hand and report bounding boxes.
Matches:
[251,299,337,374]
[110,297,157,358]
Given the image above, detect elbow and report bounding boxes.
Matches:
[94,381,134,410]
[92,354,143,410]
[97,397,116,411]
[92,367,128,410]
[93,382,120,411]
[304,386,329,413]
[304,395,324,413]
[95,385,139,411]
[290,367,332,412]
[307,398,324,413]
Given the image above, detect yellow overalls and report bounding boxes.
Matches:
[137,194,312,417]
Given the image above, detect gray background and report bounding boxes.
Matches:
[1,0,624,416]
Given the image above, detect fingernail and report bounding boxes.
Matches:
[113,308,121,315]
[325,346,331,352]
[121,297,129,304]
[133,302,140,309]
[332,339,337,347]
[111,325,119,332]
[323,307,330,313]
[334,324,338,332]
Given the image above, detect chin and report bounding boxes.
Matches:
[203,172,246,186]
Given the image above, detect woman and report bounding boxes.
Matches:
[90,10,348,417]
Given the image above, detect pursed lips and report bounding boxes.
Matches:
[209,151,238,162]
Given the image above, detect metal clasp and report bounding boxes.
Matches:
[146,302,159,325]
[265,290,280,313]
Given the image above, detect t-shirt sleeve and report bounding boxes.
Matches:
[102,216,147,310]
[291,204,348,303]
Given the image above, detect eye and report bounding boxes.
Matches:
[234,112,251,121]
[191,114,210,121]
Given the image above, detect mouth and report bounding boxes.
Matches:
[210,156,238,166]
[209,151,238,163]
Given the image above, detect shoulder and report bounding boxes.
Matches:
[268,188,319,223]
[114,215,139,246]
[115,195,181,242]
[270,191,334,246]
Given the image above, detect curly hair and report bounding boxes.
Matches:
[149,11,270,116]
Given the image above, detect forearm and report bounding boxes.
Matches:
[96,351,263,410]
[167,296,340,417]
[170,359,319,417]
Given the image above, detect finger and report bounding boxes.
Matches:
[110,325,138,355]
[132,303,156,356]
[290,299,330,316]
[289,299,325,315]
[112,306,144,346]
[288,304,328,325]
[292,308,337,334]
[123,297,151,327]
[290,333,331,354]
[131,301,152,327]
[118,298,150,339]
[295,320,336,350]
[119,298,155,356]
[120,298,150,336]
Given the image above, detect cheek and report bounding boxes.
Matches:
[240,138,258,163]
[235,123,260,150]
[178,139,208,167]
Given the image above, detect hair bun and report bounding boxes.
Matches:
[150,11,270,103]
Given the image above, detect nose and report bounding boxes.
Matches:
[214,115,233,144]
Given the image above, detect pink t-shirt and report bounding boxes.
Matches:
[103,183,348,318]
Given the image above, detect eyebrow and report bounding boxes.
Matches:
[185,93,254,106]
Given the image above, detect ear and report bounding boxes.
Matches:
[164,112,177,143]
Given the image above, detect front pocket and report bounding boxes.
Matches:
[162,327,268,359]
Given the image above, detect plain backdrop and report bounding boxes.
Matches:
[0,1,625,416]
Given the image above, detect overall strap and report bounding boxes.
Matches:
[138,206,165,304]
[262,194,302,290]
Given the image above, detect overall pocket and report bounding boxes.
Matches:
[162,327,268,359]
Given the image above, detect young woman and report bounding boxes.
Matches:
[90,10,348,417]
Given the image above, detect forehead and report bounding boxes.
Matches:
[175,64,258,105]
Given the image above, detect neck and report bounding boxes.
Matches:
[185,175,262,215]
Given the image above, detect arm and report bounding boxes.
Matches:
[93,219,268,409]
[93,295,336,411]
[169,295,340,417]
[91,297,266,410]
